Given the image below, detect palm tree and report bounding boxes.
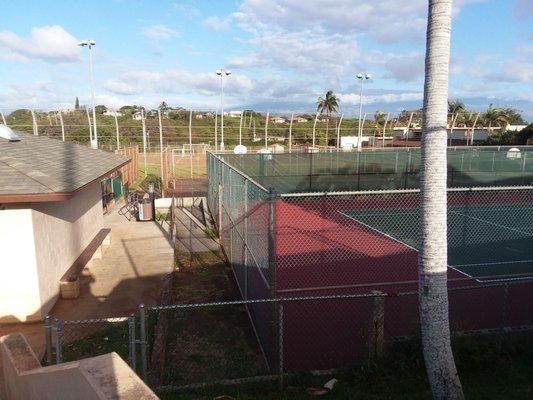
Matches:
[317,90,339,145]
[447,99,465,114]
[447,99,466,126]
[420,1,464,399]
[374,111,387,134]
[484,104,510,129]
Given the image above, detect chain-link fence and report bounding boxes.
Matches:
[220,147,533,193]
[44,280,533,393]
[206,152,275,371]
[44,315,136,369]
[39,149,533,394]
[204,150,533,382]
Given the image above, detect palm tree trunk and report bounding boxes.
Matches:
[325,117,329,146]
[420,1,464,399]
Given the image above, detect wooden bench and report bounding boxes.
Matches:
[59,228,111,299]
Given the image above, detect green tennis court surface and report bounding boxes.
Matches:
[341,202,533,281]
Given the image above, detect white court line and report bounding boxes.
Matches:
[340,210,533,282]
[449,210,532,236]
[452,259,533,268]
[339,211,418,252]
[344,210,419,218]
[350,206,532,218]
[339,211,474,280]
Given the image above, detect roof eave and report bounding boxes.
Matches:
[0,158,131,204]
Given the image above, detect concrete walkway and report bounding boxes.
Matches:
[0,203,174,399]
[174,206,219,254]
[51,206,174,320]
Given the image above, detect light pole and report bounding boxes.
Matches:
[356,73,372,151]
[216,68,231,150]
[78,39,98,149]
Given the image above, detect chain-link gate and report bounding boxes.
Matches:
[44,315,137,371]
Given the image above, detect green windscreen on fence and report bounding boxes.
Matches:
[219,147,533,193]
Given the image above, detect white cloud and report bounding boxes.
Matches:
[102,80,139,95]
[463,47,533,85]
[103,68,253,96]
[202,16,231,31]
[338,91,423,106]
[226,53,263,69]
[487,59,533,84]
[231,0,428,44]
[383,53,425,82]
[94,93,128,109]
[228,28,359,75]
[142,24,178,40]
[0,25,80,63]
[228,0,483,42]
[218,0,485,84]
[514,0,533,19]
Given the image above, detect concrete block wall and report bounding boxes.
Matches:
[0,181,104,322]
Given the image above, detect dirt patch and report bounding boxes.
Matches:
[157,250,268,387]
[173,250,237,303]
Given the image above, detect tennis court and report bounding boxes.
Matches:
[208,151,533,371]
[341,201,533,281]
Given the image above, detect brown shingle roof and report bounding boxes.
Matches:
[0,132,130,202]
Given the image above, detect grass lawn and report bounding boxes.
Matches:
[159,332,533,399]
[58,322,131,365]
[137,154,207,182]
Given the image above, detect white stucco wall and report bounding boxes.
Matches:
[32,181,104,319]
[0,181,104,322]
[0,209,41,323]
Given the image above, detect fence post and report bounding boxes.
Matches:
[309,151,314,191]
[139,304,148,381]
[55,319,62,364]
[268,187,277,291]
[267,188,279,375]
[170,195,175,240]
[368,291,385,358]
[59,111,65,142]
[501,284,509,331]
[278,299,284,391]
[243,178,248,301]
[31,110,38,136]
[128,314,137,372]
[44,315,53,365]
[229,169,233,263]
[115,113,120,150]
[218,183,223,238]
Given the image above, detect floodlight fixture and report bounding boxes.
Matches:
[216,68,232,149]
[355,72,373,151]
[79,39,98,148]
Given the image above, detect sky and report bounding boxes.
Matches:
[0,0,532,120]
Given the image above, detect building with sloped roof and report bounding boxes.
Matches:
[0,128,130,322]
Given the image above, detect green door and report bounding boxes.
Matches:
[111,175,123,198]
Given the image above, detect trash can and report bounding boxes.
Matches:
[138,197,153,221]
[136,183,156,221]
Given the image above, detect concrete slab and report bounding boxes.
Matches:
[51,206,174,320]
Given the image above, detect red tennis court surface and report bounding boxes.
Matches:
[274,194,533,371]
